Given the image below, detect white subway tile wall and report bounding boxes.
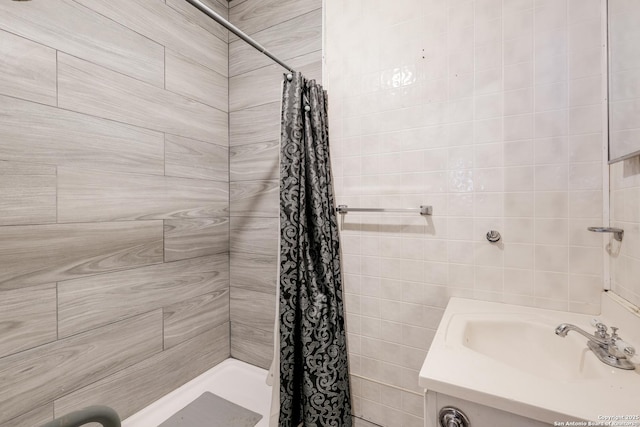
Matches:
[325,0,604,426]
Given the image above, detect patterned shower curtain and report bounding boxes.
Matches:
[278,72,352,427]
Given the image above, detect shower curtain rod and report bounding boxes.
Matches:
[184,0,296,74]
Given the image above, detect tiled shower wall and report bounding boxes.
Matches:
[325,0,606,426]
[0,0,230,425]
[228,0,322,369]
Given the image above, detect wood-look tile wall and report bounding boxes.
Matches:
[228,0,323,369]
[0,0,230,424]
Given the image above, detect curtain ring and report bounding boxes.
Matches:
[304,105,311,112]
[286,73,293,81]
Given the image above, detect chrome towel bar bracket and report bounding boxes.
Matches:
[588,227,624,242]
[336,205,433,216]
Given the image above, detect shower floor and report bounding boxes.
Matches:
[122,358,272,427]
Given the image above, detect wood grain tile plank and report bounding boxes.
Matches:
[74,0,228,77]
[230,140,279,181]
[165,134,229,180]
[0,95,164,175]
[230,180,279,217]
[0,29,56,105]
[231,321,273,369]
[58,54,228,145]
[0,311,163,425]
[211,0,229,8]
[0,0,164,86]
[166,49,228,112]
[58,168,228,223]
[4,404,53,427]
[230,251,277,294]
[164,218,229,262]
[230,217,278,254]
[229,51,322,111]
[230,287,276,332]
[229,0,320,41]
[229,9,322,76]
[0,284,57,359]
[0,221,163,291]
[165,0,229,42]
[53,324,229,422]
[58,254,229,338]
[229,101,281,146]
[163,290,229,349]
[0,161,56,226]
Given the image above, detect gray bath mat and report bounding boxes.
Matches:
[158,392,262,427]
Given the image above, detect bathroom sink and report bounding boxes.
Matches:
[420,296,640,424]
[456,318,604,381]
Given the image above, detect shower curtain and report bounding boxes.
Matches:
[277,72,352,427]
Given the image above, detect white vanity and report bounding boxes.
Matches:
[419,294,640,427]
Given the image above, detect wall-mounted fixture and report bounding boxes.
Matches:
[336,205,433,216]
[587,227,624,242]
[486,230,501,243]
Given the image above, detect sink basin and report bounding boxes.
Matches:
[420,296,640,424]
[457,318,604,381]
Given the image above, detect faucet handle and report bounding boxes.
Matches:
[591,319,609,338]
[624,344,636,358]
[607,325,636,358]
[609,328,635,358]
[614,339,635,358]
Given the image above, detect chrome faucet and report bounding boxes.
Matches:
[555,321,636,370]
